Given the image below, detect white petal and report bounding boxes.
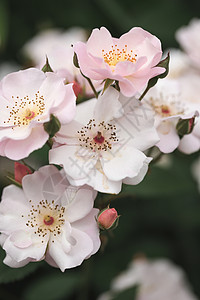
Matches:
[156,124,180,153]
[123,157,152,185]
[178,133,200,154]
[4,254,31,268]
[102,146,147,181]
[94,87,124,123]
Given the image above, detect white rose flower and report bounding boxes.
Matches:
[0,165,100,271]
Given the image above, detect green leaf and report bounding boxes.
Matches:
[23,272,80,300]
[42,56,53,73]
[112,285,138,300]
[43,114,61,138]
[139,53,170,100]
[0,247,40,283]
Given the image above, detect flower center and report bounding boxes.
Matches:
[43,215,54,225]
[93,131,105,144]
[149,94,185,118]
[4,91,45,128]
[25,109,36,120]
[77,119,118,152]
[102,44,137,68]
[22,199,65,243]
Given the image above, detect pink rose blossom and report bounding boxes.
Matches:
[0,165,100,271]
[74,27,165,97]
[0,68,76,160]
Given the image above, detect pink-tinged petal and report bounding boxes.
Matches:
[3,126,49,160]
[22,165,68,205]
[3,254,31,268]
[10,230,32,248]
[1,68,45,100]
[0,125,32,141]
[114,56,147,77]
[178,134,200,154]
[87,27,114,57]
[62,186,96,222]
[123,157,152,185]
[0,186,30,233]
[74,42,104,80]
[118,79,137,97]
[55,120,82,144]
[72,208,100,256]
[94,87,123,123]
[48,228,93,271]
[3,234,46,262]
[51,84,76,124]
[156,123,180,153]
[102,146,147,181]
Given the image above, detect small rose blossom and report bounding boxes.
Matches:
[14,162,32,184]
[74,26,165,97]
[23,27,102,97]
[0,165,100,271]
[97,258,198,300]
[144,78,198,153]
[97,207,119,230]
[0,68,76,160]
[176,19,200,69]
[49,87,159,194]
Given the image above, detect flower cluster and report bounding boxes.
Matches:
[0,23,199,274]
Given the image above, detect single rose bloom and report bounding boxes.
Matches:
[0,68,76,160]
[0,165,100,271]
[97,258,198,300]
[74,26,165,97]
[49,87,159,194]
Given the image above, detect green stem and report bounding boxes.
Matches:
[80,71,98,99]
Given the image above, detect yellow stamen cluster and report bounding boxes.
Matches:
[102,44,137,67]
[4,91,45,128]
[22,199,65,243]
[77,119,118,152]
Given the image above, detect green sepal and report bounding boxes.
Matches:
[6,173,22,188]
[73,52,80,68]
[176,116,196,137]
[43,114,61,138]
[102,79,114,94]
[139,52,170,101]
[42,56,53,73]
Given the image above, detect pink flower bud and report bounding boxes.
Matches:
[72,81,83,98]
[97,207,119,230]
[14,162,32,184]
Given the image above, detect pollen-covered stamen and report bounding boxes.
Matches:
[4,91,45,128]
[77,119,119,152]
[102,44,137,67]
[22,199,65,243]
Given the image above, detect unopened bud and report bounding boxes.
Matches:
[15,162,32,184]
[43,114,61,138]
[73,81,83,98]
[97,207,119,230]
[176,116,196,137]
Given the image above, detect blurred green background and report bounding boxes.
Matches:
[0,0,200,299]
